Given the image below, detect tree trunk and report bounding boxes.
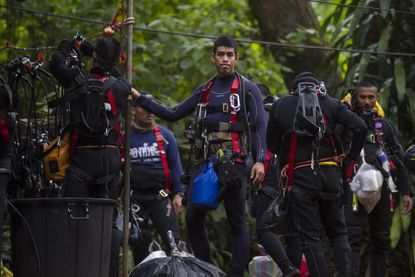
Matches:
[249,0,335,91]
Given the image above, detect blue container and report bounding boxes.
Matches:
[191,162,220,209]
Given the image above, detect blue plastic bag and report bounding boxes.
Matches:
[191,162,220,210]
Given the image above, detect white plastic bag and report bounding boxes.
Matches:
[350,160,383,213]
[138,241,167,265]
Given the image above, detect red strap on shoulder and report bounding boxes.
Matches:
[200,81,214,103]
[93,74,122,144]
[0,119,11,144]
[230,77,241,156]
[287,133,298,190]
[154,124,170,191]
[107,91,122,143]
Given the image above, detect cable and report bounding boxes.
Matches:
[1,4,415,57]
[308,0,415,16]
[6,198,42,277]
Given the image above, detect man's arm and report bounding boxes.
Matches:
[133,87,202,122]
[335,101,368,161]
[384,119,412,196]
[246,83,266,185]
[164,128,185,214]
[266,99,283,154]
[247,83,267,163]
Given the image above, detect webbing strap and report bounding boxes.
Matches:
[154,124,170,192]
[287,133,298,190]
[199,76,243,158]
[230,77,241,156]
[200,81,214,104]
[264,150,272,174]
[0,119,10,144]
[93,74,122,143]
[107,91,121,143]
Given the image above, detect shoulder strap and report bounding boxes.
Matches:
[229,77,242,156]
[153,124,170,191]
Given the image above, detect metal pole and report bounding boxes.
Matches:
[122,0,133,276]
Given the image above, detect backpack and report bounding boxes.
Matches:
[292,82,326,140]
[69,75,120,137]
[282,81,342,187]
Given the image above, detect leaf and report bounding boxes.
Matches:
[180,58,194,70]
[358,53,371,80]
[390,209,401,249]
[377,25,393,53]
[394,58,407,104]
[380,0,391,18]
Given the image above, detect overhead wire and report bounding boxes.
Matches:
[1,3,415,57]
[307,0,415,16]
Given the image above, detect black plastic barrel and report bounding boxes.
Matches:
[10,198,116,277]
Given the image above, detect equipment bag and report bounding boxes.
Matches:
[191,162,220,210]
[259,188,296,235]
[70,75,118,137]
[42,129,70,181]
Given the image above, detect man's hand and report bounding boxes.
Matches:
[123,17,135,26]
[172,194,183,215]
[402,195,413,215]
[250,162,265,188]
[131,87,140,100]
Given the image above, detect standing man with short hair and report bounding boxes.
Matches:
[129,101,185,264]
[133,36,267,276]
[344,79,413,277]
[266,72,368,277]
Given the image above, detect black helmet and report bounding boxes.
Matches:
[403,145,415,175]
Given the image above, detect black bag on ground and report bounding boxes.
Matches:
[129,231,226,277]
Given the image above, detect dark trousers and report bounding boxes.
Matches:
[255,166,301,274]
[63,147,122,277]
[292,166,351,277]
[130,191,182,265]
[186,163,249,277]
[345,185,392,277]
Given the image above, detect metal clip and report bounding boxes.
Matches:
[159,189,169,198]
[222,103,229,113]
[229,93,240,113]
[196,103,207,120]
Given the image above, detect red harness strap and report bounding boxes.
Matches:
[0,119,11,144]
[93,74,122,144]
[153,124,170,192]
[229,78,241,157]
[264,150,272,174]
[200,81,214,103]
[287,133,298,191]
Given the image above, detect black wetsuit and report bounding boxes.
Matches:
[343,112,411,277]
[267,92,367,277]
[135,72,267,276]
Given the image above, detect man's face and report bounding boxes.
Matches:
[211,46,239,77]
[356,86,379,112]
[133,106,155,126]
